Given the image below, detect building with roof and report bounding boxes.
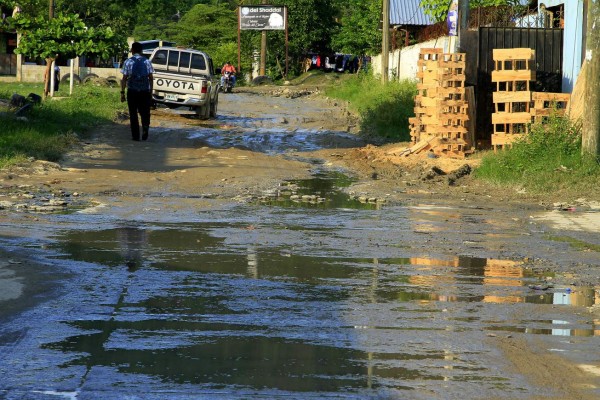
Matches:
[390,0,434,27]
[517,1,585,92]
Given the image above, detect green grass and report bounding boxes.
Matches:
[0,82,125,168]
[546,235,600,252]
[474,113,600,197]
[324,73,417,143]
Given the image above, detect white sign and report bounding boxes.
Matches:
[239,5,286,30]
[447,0,458,36]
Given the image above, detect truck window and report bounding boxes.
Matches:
[168,51,179,68]
[191,54,206,70]
[153,50,167,66]
[208,58,214,75]
[180,52,191,70]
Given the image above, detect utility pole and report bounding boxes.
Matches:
[582,0,599,157]
[260,31,267,76]
[259,0,267,76]
[381,0,390,84]
[47,0,55,98]
[457,0,469,50]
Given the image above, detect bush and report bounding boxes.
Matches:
[474,113,600,195]
[0,83,125,168]
[325,74,417,143]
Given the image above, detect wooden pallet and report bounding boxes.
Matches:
[409,48,472,158]
[492,48,535,139]
[531,92,570,123]
[491,132,525,151]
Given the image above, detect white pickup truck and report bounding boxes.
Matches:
[149,46,220,119]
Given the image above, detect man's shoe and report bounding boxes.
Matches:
[142,127,149,141]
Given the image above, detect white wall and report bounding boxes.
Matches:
[371,36,453,81]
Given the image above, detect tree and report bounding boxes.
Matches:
[282,0,339,56]
[167,4,237,52]
[56,0,140,38]
[10,12,126,97]
[332,0,381,55]
[420,0,523,23]
[258,0,339,77]
[132,0,215,40]
[582,0,599,157]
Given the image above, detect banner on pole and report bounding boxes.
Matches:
[239,5,286,30]
[447,0,458,36]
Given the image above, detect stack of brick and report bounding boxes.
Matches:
[491,48,535,149]
[408,48,471,159]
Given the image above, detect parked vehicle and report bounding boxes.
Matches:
[149,46,219,119]
[222,71,234,93]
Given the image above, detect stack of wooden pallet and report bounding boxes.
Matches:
[531,92,571,123]
[407,49,471,158]
[491,48,535,149]
[491,48,572,149]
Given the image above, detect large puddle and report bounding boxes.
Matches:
[1,160,599,397]
[2,202,599,398]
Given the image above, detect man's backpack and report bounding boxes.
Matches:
[128,57,149,92]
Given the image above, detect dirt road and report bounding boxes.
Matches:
[1,88,600,399]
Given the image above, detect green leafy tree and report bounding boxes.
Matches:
[332,0,381,55]
[56,0,140,37]
[167,4,237,51]
[11,12,126,96]
[1,0,45,20]
[132,0,221,40]
[420,0,524,23]
[258,0,339,77]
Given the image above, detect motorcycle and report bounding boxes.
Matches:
[222,71,234,93]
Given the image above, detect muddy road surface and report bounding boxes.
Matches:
[1,89,600,399]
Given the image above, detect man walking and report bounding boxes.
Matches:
[120,42,154,141]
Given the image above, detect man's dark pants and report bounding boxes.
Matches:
[126,90,151,140]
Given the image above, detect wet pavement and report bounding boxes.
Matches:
[1,96,600,399]
[1,191,600,399]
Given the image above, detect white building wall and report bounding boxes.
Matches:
[517,0,585,92]
[371,36,453,81]
[557,0,584,92]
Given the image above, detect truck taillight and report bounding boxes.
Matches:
[201,81,207,94]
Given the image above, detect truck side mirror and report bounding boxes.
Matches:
[215,68,222,74]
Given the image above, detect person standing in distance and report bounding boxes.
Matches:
[120,42,154,141]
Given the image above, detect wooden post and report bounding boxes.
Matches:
[259,0,267,76]
[260,31,267,76]
[237,8,241,74]
[69,59,74,95]
[458,0,469,50]
[582,0,600,157]
[44,0,55,98]
[381,0,390,83]
[285,6,288,78]
[16,33,22,82]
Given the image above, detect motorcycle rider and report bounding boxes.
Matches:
[220,61,237,88]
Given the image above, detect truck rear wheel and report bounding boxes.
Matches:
[209,94,218,118]
[196,105,210,120]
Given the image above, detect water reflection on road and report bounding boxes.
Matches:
[1,201,599,398]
